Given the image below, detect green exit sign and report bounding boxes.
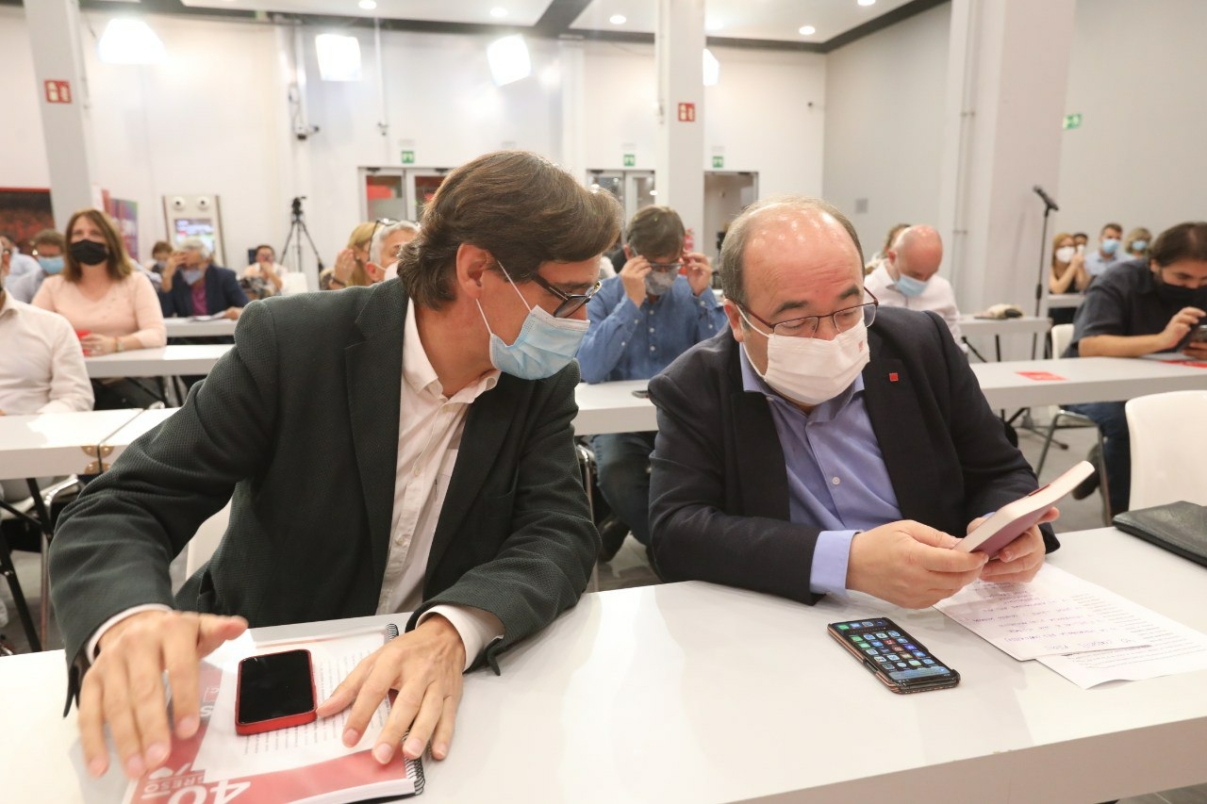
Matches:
[623,153,636,167]
[712,155,724,169]
[401,149,415,164]
[1062,113,1083,130]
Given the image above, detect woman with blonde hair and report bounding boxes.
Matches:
[32,208,165,356]
[1047,231,1088,325]
[865,222,910,275]
[1124,227,1152,260]
[329,222,376,288]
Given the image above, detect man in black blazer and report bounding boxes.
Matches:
[649,196,1057,609]
[158,238,249,320]
[50,151,621,781]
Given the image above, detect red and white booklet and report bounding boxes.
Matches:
[123,630,423,804]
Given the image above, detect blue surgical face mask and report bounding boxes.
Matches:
[37,256,64,275]
[1101,238,1120,255]
[1131,240,1148,253]
[895,273,929,297]
[181,269,204,285]
[476,261,589,380]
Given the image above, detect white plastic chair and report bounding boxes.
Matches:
[1125,391,1207,510]
[281,272,311,295]
[185,502,231,578]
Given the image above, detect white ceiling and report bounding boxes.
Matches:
[179,0,557,26]
[571,0,915,43]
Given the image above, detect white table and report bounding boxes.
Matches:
[573,379,656,434]
[1047,293,1085,309]
[84,345,232,379]
[972,356,1207,410]
[4,527,1206,803]
[0,409,144,478]
[97,408,179,470]
[164,317,237,338]
[960,315,1051,361]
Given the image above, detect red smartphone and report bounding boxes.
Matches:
[235,649,317,735]
[74,329,90,340]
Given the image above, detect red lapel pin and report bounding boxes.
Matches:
[889,372,899,383]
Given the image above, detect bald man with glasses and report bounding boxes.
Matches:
[648,196,1058,609]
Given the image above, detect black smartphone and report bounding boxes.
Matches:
[631,388,650,398]
[828,618,960,694]
[235,649,318,735]
[1189,324,1207,344]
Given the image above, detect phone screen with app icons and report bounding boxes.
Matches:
[828,618,960,694]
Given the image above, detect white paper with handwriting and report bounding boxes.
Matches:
[933,565,1148,660]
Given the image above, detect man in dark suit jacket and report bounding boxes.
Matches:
[649,196,1057,609]
[50,151,621,782]
[158,239,249,320]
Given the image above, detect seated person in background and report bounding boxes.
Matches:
[159,237,248,320]
[319,266,339,290]
[32,209,166,360]
[1125,227,1152,260]
[242,244,286,297]
[367,220,420,282]
[1073,232,1089,251]
[648,196,1057,610]
[863,222,909,275]
[0,233,40,278]
[864,225,963,345]
[577,205,725,559]
[50,150,620,781]
[1063,221,1207,516]
[145,240,172,275]
[331,222,377,288]
[6,228,66,304]
[1084,222,1124,280]
[1048,232,1089,325]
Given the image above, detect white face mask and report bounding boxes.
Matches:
[1055,246,1076,264]
[740,311,871,407]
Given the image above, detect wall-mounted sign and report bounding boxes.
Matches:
[1062,113,1083,130]
[677,102,696,122]
[623,153,636,167]
[712,155,724,169]
[401,150,416,164]
[44,80,72,104]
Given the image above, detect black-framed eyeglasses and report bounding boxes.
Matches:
[527,271,602,318]
[739,289,879,338]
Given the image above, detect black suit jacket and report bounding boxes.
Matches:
[648,307,1057,604]
[51,279,598,695]
[159,264,249,317]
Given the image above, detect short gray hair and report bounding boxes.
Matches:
[179,237,212,260]
[719,195,864,308]
[370,220,419,264]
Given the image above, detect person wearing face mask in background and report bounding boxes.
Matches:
[159,237,247,322]
[367,219,420,283]
[1047,232,1091,325]
[864,225,963,346]
[1084,222,1125,280]
[577,205,726,561]
[1062,221,1207,517]
[647,196,1058,610]
[1124,227,1152,260]
[0,233,41,278]
[6,229,66,304]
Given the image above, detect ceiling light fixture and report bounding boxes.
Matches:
[610,14,627,25]
[358,0,377,10]
[97,18,167,65]
[490,7,508,18]
[858,0,876,6]
[487,34,531,86]
[315,33,362,81]
[798,25,816,35]
[702,48,719,87]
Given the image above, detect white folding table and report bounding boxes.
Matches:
[84,345,232,379]
[163,318,237,339]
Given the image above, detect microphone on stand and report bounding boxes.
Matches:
[1032,185,1059,212]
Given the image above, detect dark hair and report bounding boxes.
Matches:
[1102,222,1123,236]
[720,195,864,308]
[625,206,685,259]
[151,240,172,257]
[1073,232,1088,240]
[31,229,66,251]
[63,209,134,283]
[396,150,622,309]
[255,244,275,257]
[1150,222,1207,268]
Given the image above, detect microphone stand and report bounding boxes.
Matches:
[1032,187,1058,359]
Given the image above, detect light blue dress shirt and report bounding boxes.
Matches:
[738,346,902,596]
[578,274,726,383]
[1084,250,1121,277]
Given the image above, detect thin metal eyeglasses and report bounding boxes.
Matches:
[738,289,879,338]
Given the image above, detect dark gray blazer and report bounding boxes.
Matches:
[50,279,598,699]
[648,307,1057,604]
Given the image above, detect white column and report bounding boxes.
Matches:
[557,41,587,186]
[655,0,705,244]
[938,0,1077,333]
[26,0,101,228]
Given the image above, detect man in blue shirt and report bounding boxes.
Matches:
[1084,222,1124,279]
[648,196,1057,608]
[578,206,726,559]
[5,230,66,304]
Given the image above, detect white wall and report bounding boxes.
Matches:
[821,2,952,255]
[1055,0,1207,239]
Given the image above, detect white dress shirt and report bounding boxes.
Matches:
[865,263,964,344]
[89,304,504,671]
[0,291,94,415]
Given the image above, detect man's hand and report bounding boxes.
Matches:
[618,255,651,307]
[969,508,1059,584]
[81,610,248,779]
[317,615,465,764]
[1159,306,1205,351]
[847,521,988,608]
[683,252,713,296]
[224,307,243,320]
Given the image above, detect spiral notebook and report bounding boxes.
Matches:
[124,624,424,804]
